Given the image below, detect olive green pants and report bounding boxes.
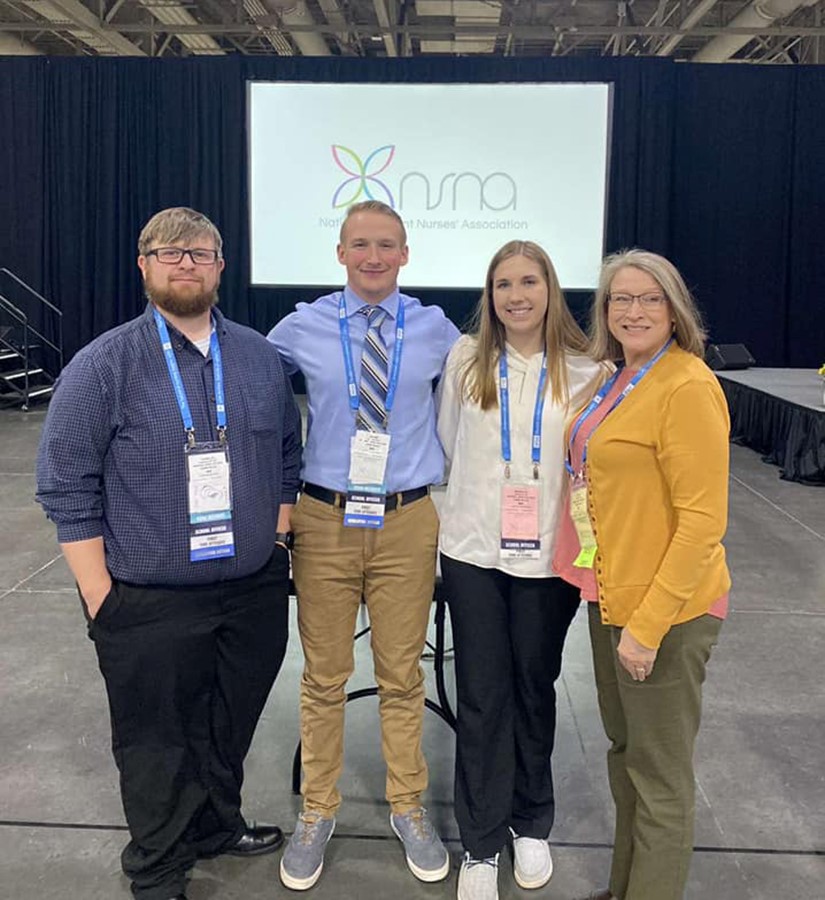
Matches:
[588,603,722,900]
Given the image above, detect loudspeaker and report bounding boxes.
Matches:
[705,343,756,371]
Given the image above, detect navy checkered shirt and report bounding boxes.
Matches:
[36,305,302,586]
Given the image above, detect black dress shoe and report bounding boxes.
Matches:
[225,823,284,857]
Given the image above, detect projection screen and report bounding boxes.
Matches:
[249,81,612,290]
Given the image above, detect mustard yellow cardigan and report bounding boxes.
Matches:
[586,344,731,649]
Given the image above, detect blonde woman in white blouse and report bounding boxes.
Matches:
[438,241,604,900]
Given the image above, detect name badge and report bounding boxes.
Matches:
[186,442,235,561]
[569,476,597,568]
[500,483,541,560]
[344,431,391,529]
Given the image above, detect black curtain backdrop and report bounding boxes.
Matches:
[0,56,823,367]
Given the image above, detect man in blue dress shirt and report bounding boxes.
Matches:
[36,207,302,900]
[268,200,460,890]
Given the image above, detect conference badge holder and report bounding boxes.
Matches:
[569,476,597,568]
[500,474,541,560]
[344,431,391,529]
[496,349,548,561]
[186,441,236,561]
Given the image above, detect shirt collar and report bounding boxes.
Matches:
[504,341,544,367]
[343,285,400,321]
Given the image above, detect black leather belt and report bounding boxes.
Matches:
[302,482,429,512]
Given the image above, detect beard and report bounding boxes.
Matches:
[145,277,220,318]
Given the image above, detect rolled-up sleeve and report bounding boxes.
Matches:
[35,354,113,543]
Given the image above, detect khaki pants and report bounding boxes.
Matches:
[291,491,439,815]
[588,603,722,900]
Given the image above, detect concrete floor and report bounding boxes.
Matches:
[1,405,823,900]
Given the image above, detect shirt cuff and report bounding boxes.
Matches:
[55,520,105,543]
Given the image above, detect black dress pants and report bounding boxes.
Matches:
[441,554,580,859]
[89,549,290,900]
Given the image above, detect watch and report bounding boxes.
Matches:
[275,531,295,551]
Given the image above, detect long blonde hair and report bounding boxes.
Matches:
[460,241,589,409]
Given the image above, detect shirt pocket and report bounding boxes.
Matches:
[244,388,281,434]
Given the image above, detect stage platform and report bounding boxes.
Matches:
[716,368,825,485]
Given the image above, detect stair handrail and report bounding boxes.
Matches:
[0,269,62,315]
[0,292,62,357]
[0,292,26,325]
[0,269,64,374]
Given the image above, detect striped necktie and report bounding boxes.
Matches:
[357,305,389,432]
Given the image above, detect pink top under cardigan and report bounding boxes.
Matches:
[553,367,729,619]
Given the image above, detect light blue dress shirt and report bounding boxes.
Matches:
[268,285,460,493]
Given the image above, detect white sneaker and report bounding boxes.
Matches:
[510,828,553,889]
[457,851,499,900]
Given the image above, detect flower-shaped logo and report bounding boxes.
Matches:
[331,144,396,209]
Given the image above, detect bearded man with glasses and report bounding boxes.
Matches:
[36,207,302,900]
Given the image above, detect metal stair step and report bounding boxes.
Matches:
[0,349,20,361]
[26,385,54,398]
[2,367,44,380]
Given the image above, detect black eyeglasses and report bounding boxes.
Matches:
[146,247,220,265]
[607,292,667,310]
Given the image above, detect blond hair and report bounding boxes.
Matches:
[589,249,707,361]
[460,241,589,410]
[339,200,407,246]
[138,207,223,256]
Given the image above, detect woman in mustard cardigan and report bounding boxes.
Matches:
[553,249,731,900]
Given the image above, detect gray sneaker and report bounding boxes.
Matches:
[457,852,499,900]
[390,806,449,882]
[279,811,336,891]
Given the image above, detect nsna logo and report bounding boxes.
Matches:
[330,144,517,212]
[331,144,396,209]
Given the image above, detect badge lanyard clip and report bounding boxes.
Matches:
[498,350,547,473]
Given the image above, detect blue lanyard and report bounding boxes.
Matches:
[338,293,405,423]
[154,308,227,446]
[565,338,673,477]
[498,350,547,479]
